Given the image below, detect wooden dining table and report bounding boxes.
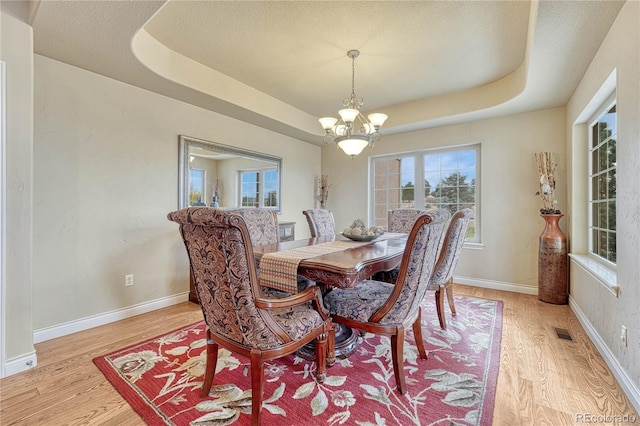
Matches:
[253,232,409,358]
[253,232,407,286]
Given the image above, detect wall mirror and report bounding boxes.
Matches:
[178,135,282,211]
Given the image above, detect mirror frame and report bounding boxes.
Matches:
[178,135,283,211]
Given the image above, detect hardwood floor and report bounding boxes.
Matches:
[0,285,637,425]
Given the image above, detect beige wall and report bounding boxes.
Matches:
[566,0,640,393]
[1,5,36,368]
[33,55,320,330]
[322,107,566,290]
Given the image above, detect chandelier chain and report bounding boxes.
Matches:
[351,53,356,102]
[345,53,364,109]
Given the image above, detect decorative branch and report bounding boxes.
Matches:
[315,175,331,209]
[535,152,560,214]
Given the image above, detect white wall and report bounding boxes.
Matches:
[0,4,36,374]
[566,0,640,406]
[322,107,566,291]
[33,55,320,331]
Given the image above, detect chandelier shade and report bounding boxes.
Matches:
[319,50,388,158]
[336,135,371,157]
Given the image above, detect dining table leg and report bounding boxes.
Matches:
[297,323,358,361]
[296,283,359,361]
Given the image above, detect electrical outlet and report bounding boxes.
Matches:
[621,325,628,347]
[125,274,134,287]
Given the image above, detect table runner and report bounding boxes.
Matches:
[259,238,392,293]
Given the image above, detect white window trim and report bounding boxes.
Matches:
[369,143,481,243]
[587,93,616,266]
[569,70,618,297]
[463,242,485,250]
[569,253,618,297]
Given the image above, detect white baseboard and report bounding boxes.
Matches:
[569,295,640,414]
[33,292,190,344]
[454,275,538,295]
[4,351,37,377]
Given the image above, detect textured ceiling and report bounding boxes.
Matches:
[30,0,625,145]
[144,1,529,116]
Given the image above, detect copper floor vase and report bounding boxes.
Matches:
[538,214,568,304]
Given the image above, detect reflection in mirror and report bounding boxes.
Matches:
[178,135,282,211]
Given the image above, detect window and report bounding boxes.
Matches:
[589,102,616,264]
[189,169,205,206]
[262,169,279,207]
[239,168,279,209]
[371,144,479,241]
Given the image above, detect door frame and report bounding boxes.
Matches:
[1,60,7,378]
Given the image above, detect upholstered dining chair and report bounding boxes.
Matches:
[232,208,279,246]
[324,208,450,395]
[236,207,315,293]
[372,208,428,284]
[428,208,474,330]
[303,209,336,237]
[387,208,429,233]
[168,207,335,426]
[231,208,282,280]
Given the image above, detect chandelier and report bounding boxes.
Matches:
[319,50,388,158]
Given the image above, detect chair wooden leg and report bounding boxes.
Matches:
[250,350,264,426]
[327,322,336,367]
[315,331,327,383]
[390,327,406,394]
[445,277,457,315]
[200,328,218,398]
[412,308,428,360]
[435,288,447,330]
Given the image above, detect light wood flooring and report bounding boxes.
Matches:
[0,285,637,425]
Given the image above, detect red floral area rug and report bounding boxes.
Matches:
[94,296,502,425]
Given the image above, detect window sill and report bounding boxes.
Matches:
[569,253,618,297]
[463,242,484,250]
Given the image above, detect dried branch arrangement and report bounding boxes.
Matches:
[535,152,560,214]
[315,175,331,209]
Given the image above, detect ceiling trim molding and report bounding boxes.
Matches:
[131,28,321,139]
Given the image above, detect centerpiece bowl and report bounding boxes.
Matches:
[341,219,385,242]
[341,232,384,242]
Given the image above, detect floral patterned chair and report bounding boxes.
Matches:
[168,207,335,425]
[232,208,281,276]
[324,208,450,395]
[300,208,337,291]
[387,208,428,233]
[303,209,336,237]
[372,208,428,284]
[428,208,474,330]
[236,208,315,293]
[232,208,279,246]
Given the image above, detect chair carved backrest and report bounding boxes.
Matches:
[303,209,336,237]
[429,208,474,288]
[387,208,428,233]
[168,207,286,350]
[232,208,279,246]
[371,209,451,324]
